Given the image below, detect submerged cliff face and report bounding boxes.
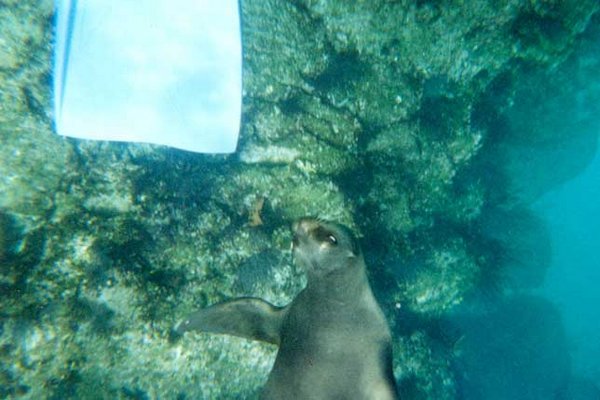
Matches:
[1,0,599,398]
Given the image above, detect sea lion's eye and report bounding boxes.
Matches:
[326,235,337,245]
[313,226,338,246]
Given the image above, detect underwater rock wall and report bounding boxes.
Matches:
[1,0,599,398]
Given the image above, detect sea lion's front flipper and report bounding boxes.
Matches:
[175,297,286,345]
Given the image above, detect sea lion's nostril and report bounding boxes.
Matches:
[291,221,299,232]
[294,218,312,235]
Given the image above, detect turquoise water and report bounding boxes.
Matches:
[536,152,600,386]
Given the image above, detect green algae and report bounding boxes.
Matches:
[394,331,456,400]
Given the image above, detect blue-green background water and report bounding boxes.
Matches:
[536,151,600,385]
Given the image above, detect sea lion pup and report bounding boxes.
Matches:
[175,217,399,400]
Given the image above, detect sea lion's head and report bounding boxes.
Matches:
[292,217,361,277]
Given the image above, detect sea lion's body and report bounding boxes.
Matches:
[176,218,399,400]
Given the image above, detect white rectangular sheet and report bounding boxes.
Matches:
[54,0,242,153]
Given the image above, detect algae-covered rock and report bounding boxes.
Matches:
[394,331,456,400]
[398,236,480,316]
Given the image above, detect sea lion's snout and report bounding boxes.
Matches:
[291,218,323,273]
[292,218,318,248]
[292,218,318,237]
